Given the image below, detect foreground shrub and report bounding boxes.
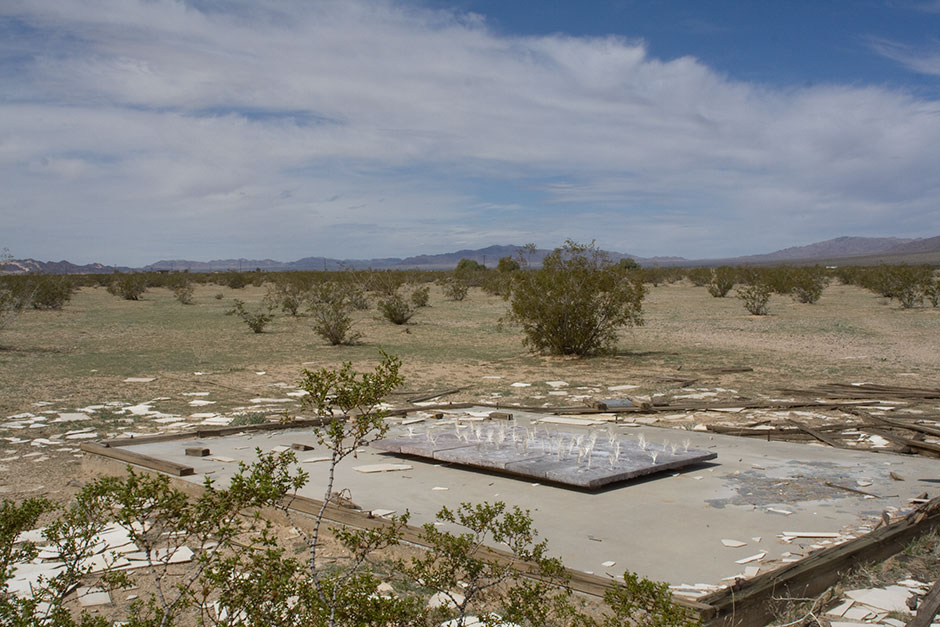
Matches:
[227,299,274,333]
[0,277,34,332]
[265,277,311,316]
[107,272,147,300]
[29,274,73,310]
[378,290,417,324]
[309,281,361,345]
[410,285,430,308]
[737,283,771,315]
[506,240,646,356]
[441,276,470,301]
[706,266,736,297]
[789,266,827,304]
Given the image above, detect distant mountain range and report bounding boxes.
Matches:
[3,236,939,274]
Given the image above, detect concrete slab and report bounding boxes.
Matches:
[102,407,940,592]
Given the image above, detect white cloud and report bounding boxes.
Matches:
[869,37,940,76]
[1,0,939,264]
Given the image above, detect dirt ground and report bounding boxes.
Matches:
[2,277,939,624]
[1,279,938,504]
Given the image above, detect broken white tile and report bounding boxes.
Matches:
[767,508,793,516]
[825,599,854,617]
[509,382,531,388]
[370,509,396,518]
[432,486,449,491]
[188,400,216,407]
[53,413,91,423]
[608,384,640,391]
[721,539,747,548]
[353,463,413,473]
[64,432,98,440]
[545,381,568,388]
[601,560,616,567]
[735,552,766,564]
[182,392,210,396]
[123,377,156,383]
[536,417,603,426]
[250,398,293,403]
[76,587,112,607]
[782,531,840,538]
[209,456,235,463]
[302,456,331,464]
[845,586,916,613]
[743,566,760,578]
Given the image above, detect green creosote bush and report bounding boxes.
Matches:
[265,276,312,316]
[226,298,274,333]
[737,282,772,315]
[705,266,736,298]
[172,283,194,305]
[789,266,827,304]
[410,284,430,308]
[216,270,251,289]
[378,290,417,325]
[496,256,520,273]
[685,267,711,287]
[926,278,940,308]
[505,240,646,356]
[309,281,361,345]
[29,274,74,310]
[106,272,147,300]
[441,276,470,301]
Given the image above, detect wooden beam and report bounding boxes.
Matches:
[787,419,849,449]
[698,496,940,627]
[908,577,940,627]
[80,442,195,476]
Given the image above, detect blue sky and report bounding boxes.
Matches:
[2,0,939,265]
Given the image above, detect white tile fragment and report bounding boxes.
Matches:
[721,539,747,548]
[353,463,413,473]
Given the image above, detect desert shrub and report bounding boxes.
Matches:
[0,276,34,331]
[410,284,430,308]
[172,283,195,304]
[28,274,73,310]
[706,266,736,297]
[926,278,940,308]
[455,258,485,274]
[506,240,646,356]
[217,270,250,289]
[601,571,698,626]
[378,291,417,325]
[107,272,147,300]
[617,257,641,271]
[685,267,711,287]
[166,272,194,304]
[227,299,274,333]
[265,277,311,316]
[214,291,224,300]
[441,276,470,301]
[309,281,361,345]
[496,256,520,273]
[789,266,827,304]
[737,282,771,315]
[367,270,406,297]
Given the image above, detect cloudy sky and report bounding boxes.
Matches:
[3,0,940,265]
